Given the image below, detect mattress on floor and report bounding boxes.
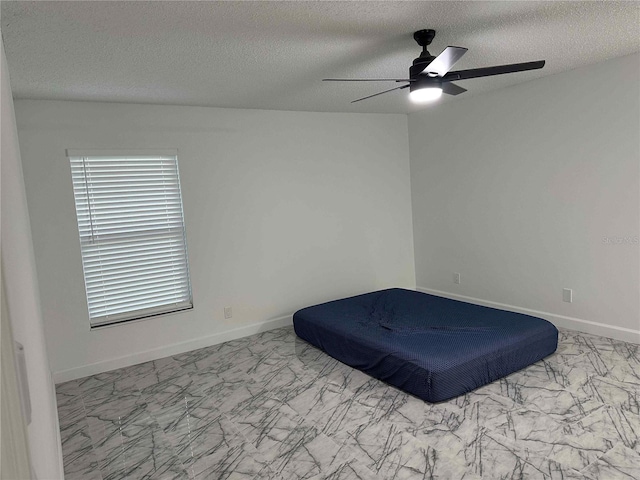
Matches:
[293,288,558,403]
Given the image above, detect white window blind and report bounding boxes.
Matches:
[68,150,193,328]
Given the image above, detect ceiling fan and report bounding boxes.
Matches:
[323,29,545,104]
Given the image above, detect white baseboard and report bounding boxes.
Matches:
[50,371,65,479]
[416,287,640,345]
[53,315,293,384]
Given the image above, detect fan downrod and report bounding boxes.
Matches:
[413,29,436,67]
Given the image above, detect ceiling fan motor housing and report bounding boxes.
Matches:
[410,61,435,78]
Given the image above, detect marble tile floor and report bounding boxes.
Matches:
[56,326,640,480]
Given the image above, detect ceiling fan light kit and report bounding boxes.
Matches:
[324,29,545,105]
[409,84,442,103]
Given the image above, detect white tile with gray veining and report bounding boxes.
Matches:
[56,326,640,479]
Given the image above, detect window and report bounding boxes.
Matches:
[68,149,193,328]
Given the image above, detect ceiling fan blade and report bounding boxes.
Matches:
[443,60,545,81]
[323,78,412,82]
[441,82,467,96]
[421,46,468,76]
[351,84,409,104]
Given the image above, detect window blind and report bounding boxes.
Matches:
[68,151,193,327]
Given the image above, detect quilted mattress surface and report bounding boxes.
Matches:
[293,288,558,402]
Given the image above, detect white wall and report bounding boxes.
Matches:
[409,53,640,342]
[15,100,415,381]
[1,41,64,479]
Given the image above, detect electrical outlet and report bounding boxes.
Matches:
[454,272,461,285]
[562,289,573,303]
[224,306,233,319]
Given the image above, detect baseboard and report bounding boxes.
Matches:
[50,370,65,479]
[53,314,293,384]
[416,287,640,344]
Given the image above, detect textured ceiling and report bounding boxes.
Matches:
[2,1,639,114]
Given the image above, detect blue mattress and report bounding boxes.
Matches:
[293,288,558,402]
